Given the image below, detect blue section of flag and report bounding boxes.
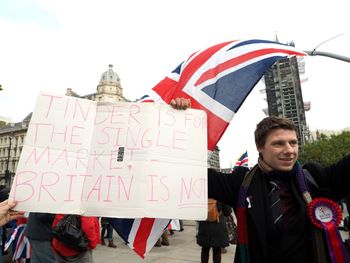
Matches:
[228,39,287,50]
[201,56,283,112]
[108,218,134,243]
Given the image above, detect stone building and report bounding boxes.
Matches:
[208,146,220,171]
[0,64,127,186]
[0,113,31,187]
[66,64,128,102]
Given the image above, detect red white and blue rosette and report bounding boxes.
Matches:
[307,197,349,263]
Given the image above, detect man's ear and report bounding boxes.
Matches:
[256,145,262,154]
[257,145,263,155]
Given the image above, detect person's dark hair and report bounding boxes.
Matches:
[254,116,297,148]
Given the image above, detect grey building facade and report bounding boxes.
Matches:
[263,55,311,148]
[0,65,128,186]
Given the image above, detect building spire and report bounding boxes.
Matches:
[274,31,279,43]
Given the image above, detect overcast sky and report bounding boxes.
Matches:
[1,0,350,167]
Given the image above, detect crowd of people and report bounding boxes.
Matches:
[0,208,190,263]
[0,97,350,263]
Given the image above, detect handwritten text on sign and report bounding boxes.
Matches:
[9,93,208,219]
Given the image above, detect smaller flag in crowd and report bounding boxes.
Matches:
[4,224,32,261]
[234,151,249,168]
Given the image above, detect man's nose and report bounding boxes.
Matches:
[284,143,294,153]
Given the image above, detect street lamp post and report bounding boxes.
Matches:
[4,136,12,188]
[304,33,350,63]
[304,50,350,63]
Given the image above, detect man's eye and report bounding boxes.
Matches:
[273,141,283,146]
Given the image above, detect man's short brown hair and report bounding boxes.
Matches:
[254,116,298,148]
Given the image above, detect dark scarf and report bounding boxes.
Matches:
[258,157,297,180]
[236,158,316,263]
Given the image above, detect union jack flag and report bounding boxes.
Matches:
[117,39,305,258]
[234,151,249,168]
[108,218,169,258]
[144,39,306,150]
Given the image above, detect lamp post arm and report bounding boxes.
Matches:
[304,50,350,63]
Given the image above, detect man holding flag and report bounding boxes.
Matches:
[109,38,316,260]
[172,95,350,263]
[205,116,350,263]
[166,39,350,262]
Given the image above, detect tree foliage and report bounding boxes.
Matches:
[299,131,350,166]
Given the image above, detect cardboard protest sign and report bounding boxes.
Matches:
[9,92,208,220]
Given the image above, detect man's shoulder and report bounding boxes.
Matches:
[232,166,250,176]
[303,168,319,189]
[302,165,333,196]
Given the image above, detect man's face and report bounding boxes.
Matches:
[257,128,298,171]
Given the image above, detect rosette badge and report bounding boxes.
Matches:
[307,197,348,263]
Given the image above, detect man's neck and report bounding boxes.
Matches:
[258,157,274,173]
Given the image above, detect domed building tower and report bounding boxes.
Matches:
[66,64,128,102]
[95,64,125,102]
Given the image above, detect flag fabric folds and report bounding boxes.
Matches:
[145,39,306,150]
[234,151,249,168]
[4,224,32,261]
[108,218,169,258]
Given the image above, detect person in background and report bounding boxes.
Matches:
[52,215,100,263]
[155,230,169,247]
[0,187,9,263]
[196,201,229,263]
[179,220,184,231]
[221,204,236,252]
[100,218,116,248]
[25,212,56,263]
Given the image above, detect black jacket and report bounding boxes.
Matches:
[197,202,230,248]
[208,155,350,263]
[25,212,55,241]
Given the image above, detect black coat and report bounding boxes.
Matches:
[208,155,350,263]
[25,212,55,241]
[197,203,229,248]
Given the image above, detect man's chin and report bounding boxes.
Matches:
[278,165,294,172]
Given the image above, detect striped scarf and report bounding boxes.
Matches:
[236,159,311,263]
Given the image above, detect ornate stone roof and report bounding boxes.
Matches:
[99,64,120,86]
